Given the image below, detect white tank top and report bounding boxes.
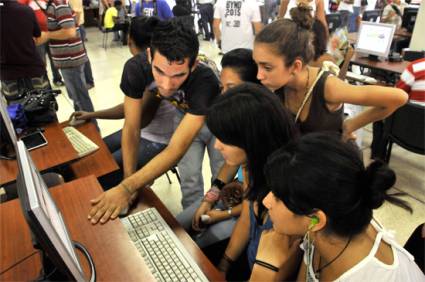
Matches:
[302,220,425,282]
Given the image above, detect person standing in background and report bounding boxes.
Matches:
[337,0,354,28]
[213,0,262,54]
[18,0,65,87]
[1,0,50,97]
[381,0,404,28]
[68,0,96,89]
[278,0,328,33]
[135,0,173,19]
[46,0,96,114]
[197,0,214,41]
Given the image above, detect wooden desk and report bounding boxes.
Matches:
[0,122,78,186]
[62,122,119,179]
[0,175,224,281]
[350,52,409,75]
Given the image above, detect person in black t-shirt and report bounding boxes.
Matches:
[0,0,50,98]
[88,19,224,224]
[70,16,176,189]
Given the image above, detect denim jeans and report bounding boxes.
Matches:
[173,111,225,209]
[60,65,95,112]
[36,43,63,83]
[78,25,95,85]
[99,129,167,189]
[176,197,238,248]
[349,6,361,32]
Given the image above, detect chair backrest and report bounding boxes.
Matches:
[362,9,382,22]
[326,13,342,33]
[385,102,425,155]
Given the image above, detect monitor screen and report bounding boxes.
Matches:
[356,21,396,58]
[402,7,418,32]
[326,13,342,33]
[15,140,86,281]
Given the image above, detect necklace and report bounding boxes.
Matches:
[293,67,311,122]
[314,235,352,279]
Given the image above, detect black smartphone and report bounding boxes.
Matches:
[21,131,48,151]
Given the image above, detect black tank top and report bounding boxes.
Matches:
[277,71,344,135]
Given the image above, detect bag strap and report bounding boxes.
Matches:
[391,4,402,17]
[34,0,53,16]
[294,68,325,123]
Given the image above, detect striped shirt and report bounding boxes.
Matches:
[396,58,425,103]
[46,0,87,69]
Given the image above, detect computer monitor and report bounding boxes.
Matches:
[356,21,396,60]
[362,9,381,22]
[0,95,18,159]
[402,7,418,32]
[326,13,342,33]
[15,140,95,281]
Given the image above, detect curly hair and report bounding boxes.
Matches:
[150,19,199,67]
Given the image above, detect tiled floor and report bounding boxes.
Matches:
[54,27,424,246]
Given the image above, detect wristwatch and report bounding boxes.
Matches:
[227,207,232,216]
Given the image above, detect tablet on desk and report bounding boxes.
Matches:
[21,131,48,151]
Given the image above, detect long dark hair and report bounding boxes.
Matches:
[207,82,297,216]
[221,48,260,84]
[265,133,412,237]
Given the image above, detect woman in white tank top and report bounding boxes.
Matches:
[278,0,328,32]
[249,133,424,281]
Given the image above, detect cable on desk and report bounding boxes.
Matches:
[74,240,97,282]
[0,250,39,275]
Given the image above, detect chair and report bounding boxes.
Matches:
[362,9,381,22]
[101,27,114,50]
[165,166,182,184]
[1,172,65,203]
[382,102,425,163]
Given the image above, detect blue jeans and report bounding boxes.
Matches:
[78,25,95,85]
[60,65,94,112]
[173,111,224,209]
[36,43,62,83]
[176,198,238,248]
[349,6,361,32]
[100,129,167,189]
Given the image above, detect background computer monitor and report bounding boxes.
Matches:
[15,140,91,281]
[362,9,381,22]
[402,7,418,32]
[356,21,396,59]
[326,13,342,33]
[0,95,18,159]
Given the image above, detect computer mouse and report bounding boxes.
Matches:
[69,116,85,126]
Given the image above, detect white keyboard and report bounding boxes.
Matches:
[121,208,208,282]
[346,71,378,84]
[63,126,99,158]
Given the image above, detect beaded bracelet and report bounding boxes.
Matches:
[203,186,221,203]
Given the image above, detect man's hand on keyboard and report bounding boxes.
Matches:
[88,185,131,224]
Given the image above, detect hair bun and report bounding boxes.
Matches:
[362,160,396,209]
[289,2,314,30]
